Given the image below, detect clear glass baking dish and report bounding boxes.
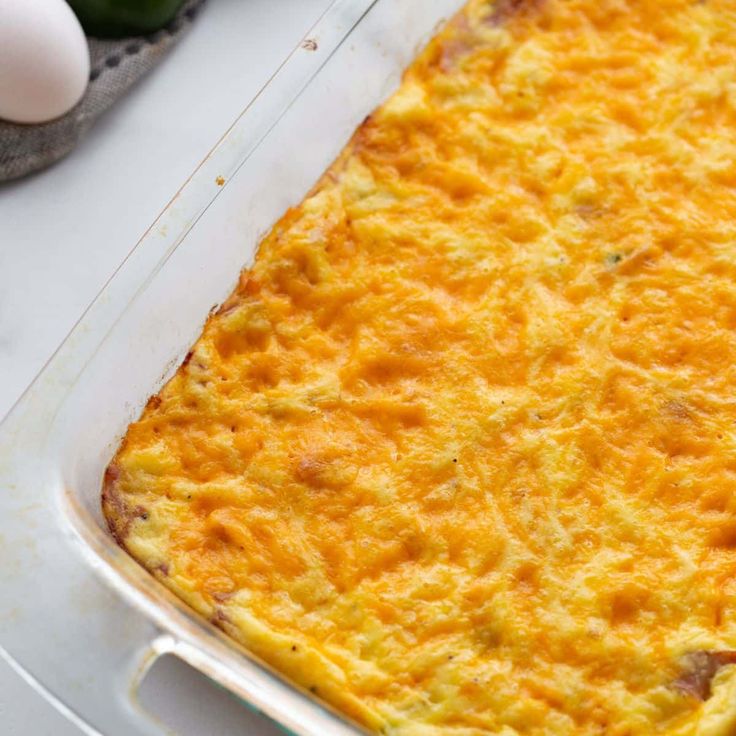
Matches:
[0,1,464,734]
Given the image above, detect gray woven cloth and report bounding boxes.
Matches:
[0,0,205,182]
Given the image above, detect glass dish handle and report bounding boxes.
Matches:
[1,618,172,736]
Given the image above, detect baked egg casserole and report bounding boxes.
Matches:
[104,0,736,733]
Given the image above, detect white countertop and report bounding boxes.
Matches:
[0,1,330,732]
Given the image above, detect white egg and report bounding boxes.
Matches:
[0,0,90,124]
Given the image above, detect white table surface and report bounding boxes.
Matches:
[0,1,331,732]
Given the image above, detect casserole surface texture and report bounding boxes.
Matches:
[104,0,736,733]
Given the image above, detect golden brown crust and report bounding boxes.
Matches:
[101,464,130,545]
[104,1,736,733]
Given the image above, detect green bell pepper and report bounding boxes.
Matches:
[67,0,186,38]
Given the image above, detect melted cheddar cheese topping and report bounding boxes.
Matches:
[104,1,736,733]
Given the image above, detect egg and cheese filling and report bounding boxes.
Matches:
[105,0,736,733]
